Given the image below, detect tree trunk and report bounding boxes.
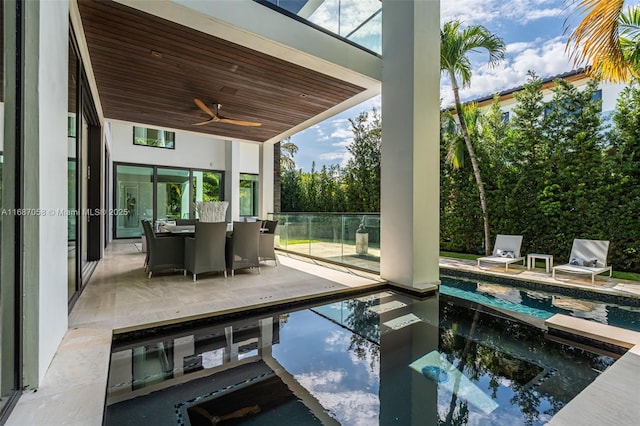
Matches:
[444,308,482,424]
[450,72,492,255]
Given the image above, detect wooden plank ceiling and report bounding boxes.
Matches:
[77,0,366,143]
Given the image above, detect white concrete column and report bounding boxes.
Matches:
[380,0,440,289]
[225,140,241,221]
[258,143,275,219]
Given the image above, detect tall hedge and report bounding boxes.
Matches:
[281,77,640,272]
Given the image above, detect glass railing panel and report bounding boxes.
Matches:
[309,214,343,261]
[271,212,380,272]
[342,214,380,271]
[278,213,312,256]
[257,0,382,55]
[271,213,286,251]
[344,7,381,54]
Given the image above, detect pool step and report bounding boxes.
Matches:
[545,314,640,349]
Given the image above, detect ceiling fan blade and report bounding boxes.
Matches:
[192,118,217,126]
[219,117,262,127]
[193,98,217,118]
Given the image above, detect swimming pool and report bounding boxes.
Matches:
[105,289,617,425]
[440,275,640,331]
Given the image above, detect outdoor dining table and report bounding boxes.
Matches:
[161,223,234,234]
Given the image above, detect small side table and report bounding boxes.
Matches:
[527,253,553,273]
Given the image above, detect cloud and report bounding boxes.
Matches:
[330,127,352,140]
[441,36,573,106]
[319,151,346,161]
[506,41,536,54]
[324,330,349,349]
[307,0,381,38]
[295,369,380,425]
[442,0,563,25]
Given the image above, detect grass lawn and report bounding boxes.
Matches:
[283,239,319,245]
[440,251,481,261]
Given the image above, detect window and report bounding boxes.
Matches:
[240,173,259,217]
[592,89,602,102]
[193,171,223,219]
[114,164,224,238]
[157,168,190,221]
[133,127,175,149]
[592,89,603,112]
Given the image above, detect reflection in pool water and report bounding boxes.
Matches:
[440,275,640,331]
[105,289,617,425]
[422,365,450,384]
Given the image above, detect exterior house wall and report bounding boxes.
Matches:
[601,82,627,113]
[109,120,227,171]
[109,120,259,174]
[35,0,69,383]
[108,120,262,222]
[472,77,627,118]
[239,142,259,174]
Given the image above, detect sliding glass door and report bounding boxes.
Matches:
[239,173,259,217]
[192,170,222,219]
[114,165,154,238]
[156,168,190,221]
[114,165,223,238]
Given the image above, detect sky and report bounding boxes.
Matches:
[290,0,639,172]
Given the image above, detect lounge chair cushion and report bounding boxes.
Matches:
[570,257,598,267]
[496,249,515,258]
[477,235,525,271]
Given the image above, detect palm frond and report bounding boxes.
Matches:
[566,0,631,82]
[441,20,505,87]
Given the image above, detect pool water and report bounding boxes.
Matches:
[440,275,640,331]
[105,290,616,425]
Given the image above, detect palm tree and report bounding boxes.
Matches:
[279,137,299,171]
[442,103,481,171]
[566,1,640,82]
[441,21,505,255]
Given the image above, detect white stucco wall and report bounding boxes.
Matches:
[109,120,260,174]
[481,79,628,118]
[239,142,260,174]
[37,0,69,381]
[109,120,227,170]
[601,82,627,112]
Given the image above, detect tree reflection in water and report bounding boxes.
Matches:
[344,299,380,371]
[313,293,614,425]
[438,296,614,425]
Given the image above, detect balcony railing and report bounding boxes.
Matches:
[269,212,380,272]
[256,0,382,55]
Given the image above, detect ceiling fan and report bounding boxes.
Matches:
[193,98,262,127]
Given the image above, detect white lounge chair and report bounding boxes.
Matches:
[552,239,612,284]
[477,235,525,271]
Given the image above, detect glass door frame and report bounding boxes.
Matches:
[68,28,101,308]
[0,0,25,421]
[112,162,225,239]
